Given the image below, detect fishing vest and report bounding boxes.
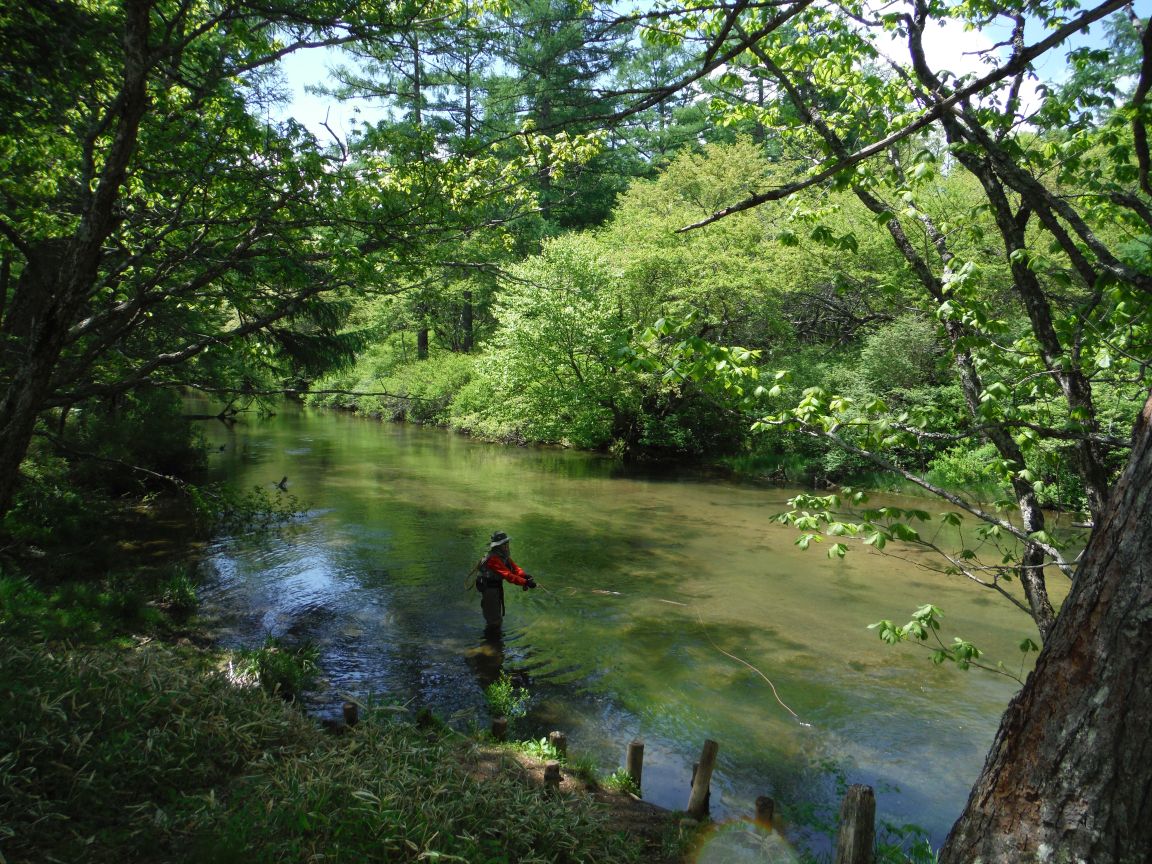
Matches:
[476,554,504,592]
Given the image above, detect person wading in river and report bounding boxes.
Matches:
[475,531,536,632]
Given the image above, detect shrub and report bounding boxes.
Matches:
[160,570,198,615]
[484,671,531,722]
[65,386,207,493]
[3,448,99,548]
[926,442,1007,497]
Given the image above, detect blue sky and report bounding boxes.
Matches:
[270,5,1135,139]
[272,46,384,141]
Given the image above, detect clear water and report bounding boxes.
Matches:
[194,402,1036,852]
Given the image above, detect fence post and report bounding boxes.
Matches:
[626,739,645,790]
[834,784,875,864]
[548,730,568,758]
[686,739,719,819]
[342,701,359,727]
[491,716,508,741]
[544,760,562,789]
[755,795,775,827]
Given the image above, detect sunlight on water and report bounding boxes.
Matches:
[193,401,1038,849]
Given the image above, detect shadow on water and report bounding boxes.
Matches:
[191,402,1031,851]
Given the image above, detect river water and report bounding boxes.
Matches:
[194,402,1037,854]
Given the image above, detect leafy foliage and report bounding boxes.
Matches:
[869,603,1040,683]
[483,671,531,722]
[603,768,642,797]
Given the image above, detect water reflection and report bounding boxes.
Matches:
[193,401,1033,850]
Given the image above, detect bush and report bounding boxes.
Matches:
[484,671,531,722]
[603,768,642,797]
[160,570,198,615]
[308,341,476,426]
[2,449,95,547]
[926,442,1007,496]
[858,315,946,394]
[0,572,168,643]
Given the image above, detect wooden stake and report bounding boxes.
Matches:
[548,730,568,757]
[626,739,645,790]
[834,785,875,864]
[686,739,719,819]
[755,795,775,827]
[491,716,508,741]
[544,760,561,789]
[342,701,359,727]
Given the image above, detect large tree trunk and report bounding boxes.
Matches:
[0,0,151,520]
[0,242,82,517]
[940,390,1152,863]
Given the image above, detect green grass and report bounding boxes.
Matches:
[0,638,655,864]
[233,635,320,701]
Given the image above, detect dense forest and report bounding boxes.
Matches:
[2,0,1152,861]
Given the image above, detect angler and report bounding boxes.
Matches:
[472,531,537,632]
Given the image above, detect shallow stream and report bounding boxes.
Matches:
[194,403,1040,853]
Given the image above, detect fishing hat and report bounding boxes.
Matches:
[489,531,511,548]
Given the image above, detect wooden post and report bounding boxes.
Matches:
[686,739,719,819]
[548,730,568,758]
[491,716,508,741]
[690,763,711,813]
[626,739,644,790]
[342,701,359,727]
[544,760,561,789]
[834,785,875,864]
[755,795,775,827]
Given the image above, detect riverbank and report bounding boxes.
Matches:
[0,630,694,863]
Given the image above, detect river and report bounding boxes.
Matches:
[193,401,1038,855]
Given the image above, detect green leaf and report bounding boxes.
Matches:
[890,522,921,542]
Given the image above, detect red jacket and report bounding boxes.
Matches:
[482,552,529,587]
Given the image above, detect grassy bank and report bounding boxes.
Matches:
[0,634,685,864]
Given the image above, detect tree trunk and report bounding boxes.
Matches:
[940,390,1152,864]
[0,0,151,521]
[462,288,474,352]
[416,320,429,360]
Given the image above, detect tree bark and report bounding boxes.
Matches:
[940,389,1152,864]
